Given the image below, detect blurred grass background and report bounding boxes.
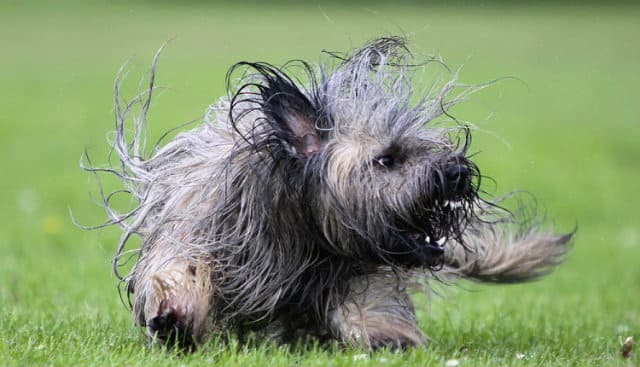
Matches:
[0,1,639,366]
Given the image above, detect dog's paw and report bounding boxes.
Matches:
[366,328,427,351]
[147,299,195,350]
[338,320,427,351]
[368,335,423,351]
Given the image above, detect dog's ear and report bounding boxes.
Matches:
[261,82,321,157]
[231,62,322,157]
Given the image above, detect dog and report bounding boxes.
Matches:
[86,36,571,350]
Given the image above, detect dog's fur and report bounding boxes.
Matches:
[85,37,571,350]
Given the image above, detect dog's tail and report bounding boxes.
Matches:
[442,206,573,283]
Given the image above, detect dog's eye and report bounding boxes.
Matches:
[375,155,395,168]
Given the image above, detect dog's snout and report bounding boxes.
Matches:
[446,164,469,181]
[445,164,470,194]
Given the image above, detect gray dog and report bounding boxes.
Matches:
[87,37,571,350]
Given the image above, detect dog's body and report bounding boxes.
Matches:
[89,37,570,350]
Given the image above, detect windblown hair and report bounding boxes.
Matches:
[83,36,570,348]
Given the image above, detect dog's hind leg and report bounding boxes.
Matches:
[130,251,214,350]
[328,271,426,350]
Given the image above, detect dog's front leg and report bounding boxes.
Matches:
[328,271,426,350]
[131,253,214,349]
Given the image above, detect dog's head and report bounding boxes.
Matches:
[226,37,481,269]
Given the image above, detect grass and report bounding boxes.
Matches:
[1,1,639,366]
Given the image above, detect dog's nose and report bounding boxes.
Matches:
[445,164,470,194]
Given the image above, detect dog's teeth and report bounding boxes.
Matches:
[436,236,447,246]
[425,235,431,243]
[444,200,464,209]
[448,200,463,209]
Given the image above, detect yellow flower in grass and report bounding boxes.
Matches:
[43,215,62,235]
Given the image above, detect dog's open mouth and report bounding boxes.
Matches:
[405,231,447,255]
[392,198,470,267]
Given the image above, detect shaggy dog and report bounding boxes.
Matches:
[85,37,571,350]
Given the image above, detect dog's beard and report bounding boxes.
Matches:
[384,159,480,268]
[385,197,474,268]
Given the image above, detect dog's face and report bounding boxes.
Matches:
[227,37,480,268]
[316,124,479,268]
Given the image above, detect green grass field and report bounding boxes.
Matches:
[1,2,639,366]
